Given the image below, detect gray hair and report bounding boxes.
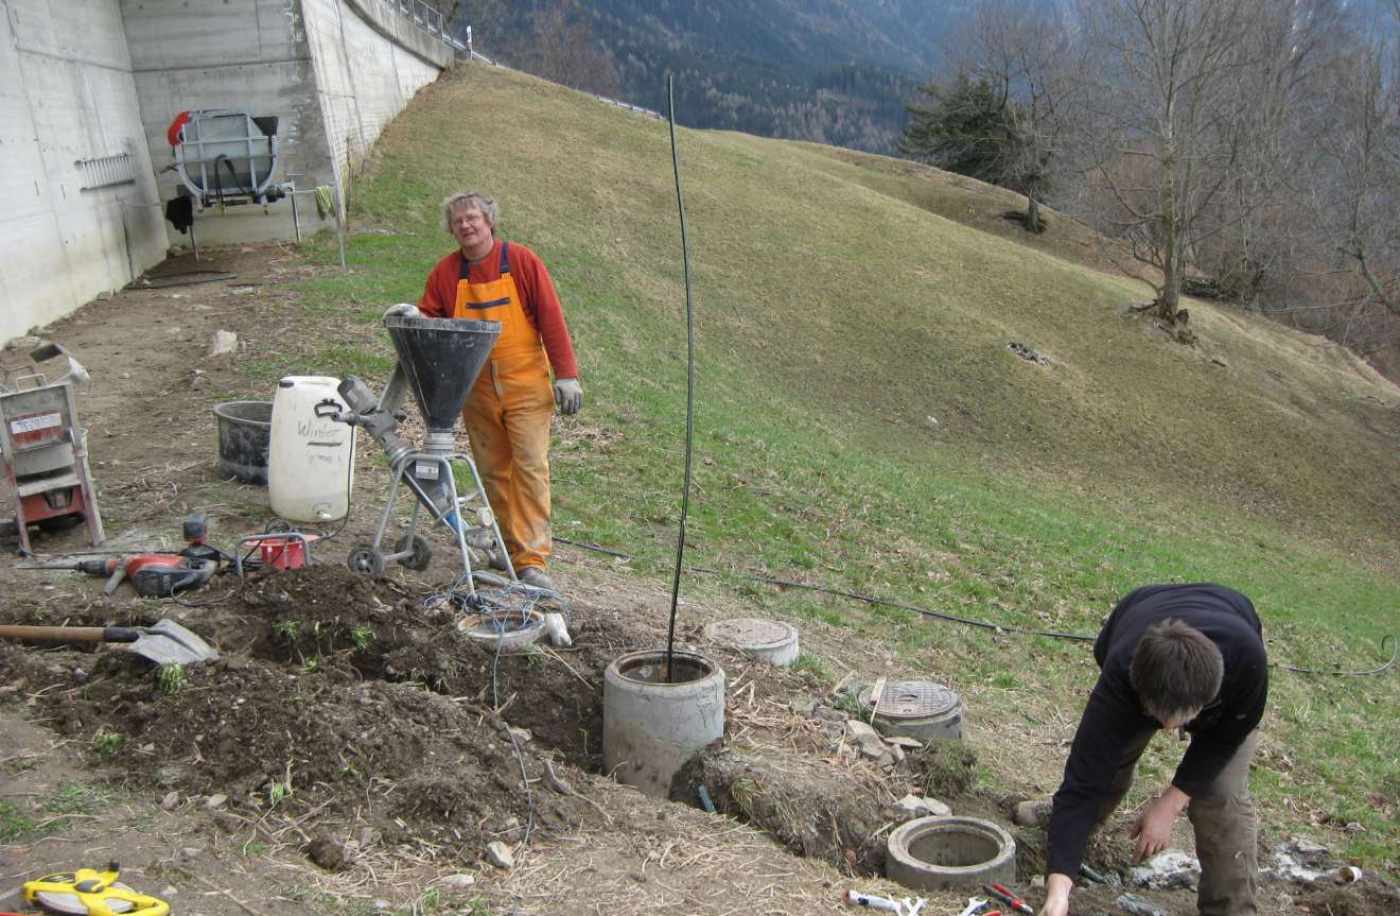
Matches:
[441,191,498,233]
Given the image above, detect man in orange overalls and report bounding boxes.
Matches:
[418,191,581,592]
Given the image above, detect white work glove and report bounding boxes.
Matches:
[554,378,582,415]
[383,303,421,320]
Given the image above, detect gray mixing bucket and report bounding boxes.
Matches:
[213,400,272,485]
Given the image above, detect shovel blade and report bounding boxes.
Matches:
[132,620,218,666]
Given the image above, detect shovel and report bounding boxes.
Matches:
[0,620,218,666]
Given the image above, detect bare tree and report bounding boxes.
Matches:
[1073,0,1273,324]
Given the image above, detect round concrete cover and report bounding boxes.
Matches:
[704,618,796,652]
[860,681,961,720]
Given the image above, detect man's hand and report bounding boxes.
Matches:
[1130,785,1190,863]
[1038,873,1073,916]
[554,378,582,415]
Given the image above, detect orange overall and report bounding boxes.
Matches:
[452,243,554,572]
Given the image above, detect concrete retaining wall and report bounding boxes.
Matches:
[0,0,168,343]
[122,0,334,247]
[302,0,447,197]
[2,0,453,343]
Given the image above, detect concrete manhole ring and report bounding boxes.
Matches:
[886,815,1016,892]
[703,617,799,666]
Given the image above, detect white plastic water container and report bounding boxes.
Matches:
[268,376,355,522]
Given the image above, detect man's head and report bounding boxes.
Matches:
[442,191,497,259]
[1129,618,1223,729]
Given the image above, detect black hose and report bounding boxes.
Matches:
[1277,634,1397,677]
[663,73,697,684]
[559,538,1397,675]
[687,565,1096,642]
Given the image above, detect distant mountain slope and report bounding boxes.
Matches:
[456,0,961,153]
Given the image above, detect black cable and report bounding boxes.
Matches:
[663,72,697,684]
[687,565,1096,642]
[1277,635,1397,677]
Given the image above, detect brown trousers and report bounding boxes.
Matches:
[1098,730,1259,916]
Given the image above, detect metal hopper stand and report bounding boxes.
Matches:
[318,310,515,598]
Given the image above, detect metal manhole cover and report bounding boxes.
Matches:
[859,681,960,720]
[704,618,795,651]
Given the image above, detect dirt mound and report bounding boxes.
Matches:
[0,565,637,861]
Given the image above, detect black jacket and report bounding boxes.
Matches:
[1046,584,1268,879]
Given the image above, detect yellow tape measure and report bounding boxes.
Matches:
[23,864,169,916]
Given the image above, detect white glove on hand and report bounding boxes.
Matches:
[383,303,421,320]
[554,378,583,415]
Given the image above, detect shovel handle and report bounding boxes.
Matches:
[0,625,140,643]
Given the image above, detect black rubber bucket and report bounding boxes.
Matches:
[213,400,272,485]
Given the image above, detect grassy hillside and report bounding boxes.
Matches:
[301,61,1400,866]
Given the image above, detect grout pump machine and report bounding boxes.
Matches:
[317,305,515,597]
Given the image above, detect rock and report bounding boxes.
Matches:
[1129,850,1200,889]
[160,886,178,898]
[160,791,180,810]
[1012,798,1054,826]
[888,743,905,764]
[895,794,951,818]
[1264,838,1333,882]
[305,835,348,871]
[1116,893,1167,916]
[813,705,845,723]
[208,330,238,357]
[204,793,227,809]
[884,736,923,749]
[790,697,817,717]
[441,874,476,889]
[486,841,514,870]
[508,727,532,744]
[846,719,887,757]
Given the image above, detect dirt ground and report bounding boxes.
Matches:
[2,245,1395,915]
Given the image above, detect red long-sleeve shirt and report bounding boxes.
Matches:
[418,240,579,379]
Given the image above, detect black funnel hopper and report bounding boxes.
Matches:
[384,315,500,429]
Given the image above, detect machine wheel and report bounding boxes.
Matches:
[395,534,432,571]
[346,544,385,577]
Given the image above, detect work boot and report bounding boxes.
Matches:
[518,566,557,593]
[487,548,511,572]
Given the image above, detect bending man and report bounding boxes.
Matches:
[419,191,582,592]
[1040,583,1267,916]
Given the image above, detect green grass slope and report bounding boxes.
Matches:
[300,61,1400,867]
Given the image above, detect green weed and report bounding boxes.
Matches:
[156,663,187,695]
[350,625,375,651]
[93,730,124,759]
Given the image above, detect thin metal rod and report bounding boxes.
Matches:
[664,73,697,684]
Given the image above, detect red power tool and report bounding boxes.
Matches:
[21,553,217,597]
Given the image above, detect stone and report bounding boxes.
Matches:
[790,697,817,717]
[441,874,476,889]
[884,736,923,749]
[208,330,238,357]
[305,835,348,871]
[1130,850,1200,890]
[1116,893,1167,916]
[895,794,952,818]
[161,791,180,810]
[486,841,514,870]
[1012,798,1054,826]
[204,793,227,809]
